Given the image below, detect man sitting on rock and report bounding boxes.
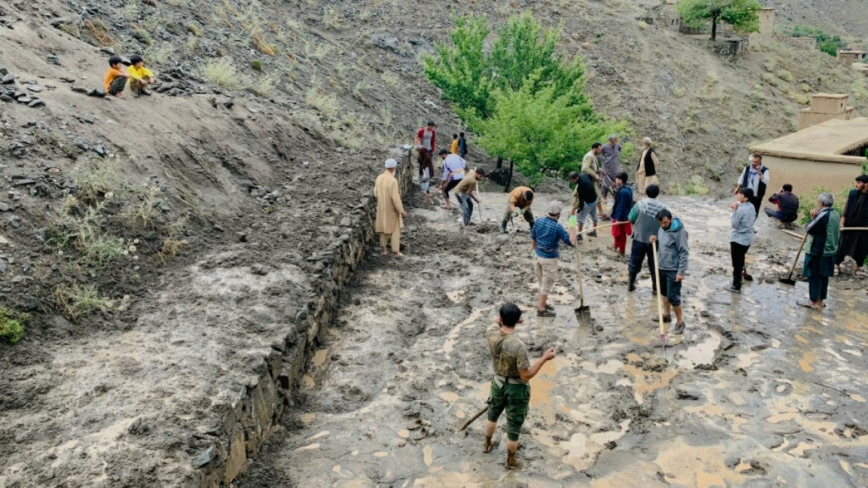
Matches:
[765,184,800,228]
[104,56,130,99]
[127,55,156,97]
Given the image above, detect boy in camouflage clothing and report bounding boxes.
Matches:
[483,303,556,469]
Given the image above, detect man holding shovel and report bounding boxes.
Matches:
[802,192,840,309]
[501,186,535,233]
[649,209,689,334]
[627,184,665,293]
[530,201,578,317]
[453,168,486,229]
[483,303,556,469]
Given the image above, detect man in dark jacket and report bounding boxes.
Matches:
[765,184,800,228]
[803,192,841,309]
[835,174,868,278]
[649,209,689,334]
[610,172,633,255]
[569,171,599,240]
[458,132,468,158]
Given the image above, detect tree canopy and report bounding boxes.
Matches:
[424,13,631,187]
[676,0,762,41]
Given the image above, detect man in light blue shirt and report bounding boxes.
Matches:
[728,188,757,293]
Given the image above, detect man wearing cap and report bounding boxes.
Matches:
[501,186,535,233]
[530,201,578,317]
[374,159,407,258]
[454,168,486,229]
[416,121,437,156]
[599,135,622,207]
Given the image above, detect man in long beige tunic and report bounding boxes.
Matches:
[374,158,407,258]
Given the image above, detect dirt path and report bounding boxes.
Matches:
[239,192,868,487]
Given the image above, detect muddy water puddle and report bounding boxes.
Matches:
[240,195,868,487]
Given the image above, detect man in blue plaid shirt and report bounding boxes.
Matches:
[530,200,578,317]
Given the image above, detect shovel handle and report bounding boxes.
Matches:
[785,233,810,280]
[574,244,585,308]
[575,221,629,236]
[457,405,490,432]
[651,240,665,338]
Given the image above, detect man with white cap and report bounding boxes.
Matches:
[529,201,578,317]
[374,158,407,258]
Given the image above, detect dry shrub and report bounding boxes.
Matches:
[55,285,114,320]
[253,35,276,56]
[84,20,114,46]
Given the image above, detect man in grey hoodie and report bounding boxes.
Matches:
[627,184,666,292]
[728,188,757,293]
[649,209,689,334]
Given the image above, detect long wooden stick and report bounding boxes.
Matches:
[457,405,489,432]
[574,245,585,309]
[784,234,810,282]
[576,221,629,236]
[651,240,665,351]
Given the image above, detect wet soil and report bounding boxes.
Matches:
[240,193,868,487]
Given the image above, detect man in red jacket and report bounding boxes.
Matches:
[416,121,436,155]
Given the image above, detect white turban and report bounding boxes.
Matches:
[385,159,398,169]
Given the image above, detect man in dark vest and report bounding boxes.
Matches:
[734,154,770,218]
[836,174,868,278]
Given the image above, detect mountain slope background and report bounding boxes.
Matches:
[0,0,867,485]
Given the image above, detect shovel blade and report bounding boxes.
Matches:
[575,306,592,327]
[779,277,797,286]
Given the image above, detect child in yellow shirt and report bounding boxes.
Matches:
[104,56,130,98]
[127,55,156,97]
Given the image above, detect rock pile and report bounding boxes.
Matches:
[0,69,45,108]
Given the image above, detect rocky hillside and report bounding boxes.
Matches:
[770,0,868,39]
[0,0,866,485]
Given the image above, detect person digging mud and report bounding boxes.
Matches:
[104,55,130,99]
[439,149,466,209]
[530,201,578,317]
[610,172,633,255]
[569,171,598,241]
[374,158,407,258]
[582,142,608,220]
[835,174,868,279]
[627,184,665,293]
[501,186,535,233]
[649,209,689,334]
[483,303,557,469]
[454,168,486,229]
[728,188,757,294]
[801,192,840,309]
[765,184,800,229]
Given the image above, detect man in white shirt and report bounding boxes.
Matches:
[734,154,770,218]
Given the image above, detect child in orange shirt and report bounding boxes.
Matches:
[104,56,130,98]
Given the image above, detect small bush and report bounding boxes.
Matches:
[201,59,241,90]
[305,88,339,117]
[188,23,202,36]
[761,72,778,87]
[0,308,27,344]
[55,285,114,320]
[322,8,345,30]
[132,27,153,46]
[776,69,793,82]
[252,35,276,56]
[799,186,851,225]
[250,75,277,96]
[251,59,262,71]
[83,20,114,46]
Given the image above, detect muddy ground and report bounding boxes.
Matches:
[239,191,868,487]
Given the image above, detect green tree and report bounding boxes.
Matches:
[423,13,589,121]
[676,0,762,41]
[473,72,629,186]
[791,25,845,56]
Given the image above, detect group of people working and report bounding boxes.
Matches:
[373,133,868,469]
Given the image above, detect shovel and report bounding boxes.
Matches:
[573,244,592,327]
[780,233,809,286]
[651,240,666,351]
[457,405,490,432]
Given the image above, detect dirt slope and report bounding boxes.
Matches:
[1,0,867,485]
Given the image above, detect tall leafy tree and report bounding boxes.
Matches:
[676,0,762,41]
[474,72,629,186]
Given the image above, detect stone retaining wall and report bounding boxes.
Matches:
[195,150,415,487]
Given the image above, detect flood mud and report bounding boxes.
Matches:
[240,192,868,487]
